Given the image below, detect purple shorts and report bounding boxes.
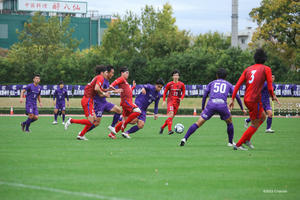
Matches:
[262,100,272,111]
[137,110,147,122]
[201,103,230,121]
[55,103,66,111]
[94,101,115,118]
[26,104,39,116]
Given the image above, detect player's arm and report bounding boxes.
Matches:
[38,93,42,108]
[53,90,57,106]
[65,90,70,107]
[131,80,136,91]
[162,83,170,106]
[180,83,186,101]
[265,67,279,104]
[95,83,109,98]
[202,83,210,110]
[236,94,246,114]
[141,84,150,95]
[154,97,160,120]
[229,70,246,110]
[19,89,26,103]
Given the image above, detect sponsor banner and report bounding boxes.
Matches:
[281,84,295,97]
[293,85,300,97]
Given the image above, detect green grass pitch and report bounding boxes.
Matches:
[0,115,299,200]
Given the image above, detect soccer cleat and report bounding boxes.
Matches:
[64,118,72,130]
[21,122,25,132]
[265,128,275,133]
[108,125,117,134]
[168,130,174,135]
[52,121,58,125]
[233,145,248,151]
[245,140,255,149]
[227,142,236,147]
[62,122,65,125]
[180,138,186,146]
[159,127,164,134]
[244,119,249,128]
[77,135,88,140]
[25,130,31,133]
[108,133,116,139]
[121,132,131,139]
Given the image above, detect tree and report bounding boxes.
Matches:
[249,0,299,71]
[6,12,80,83]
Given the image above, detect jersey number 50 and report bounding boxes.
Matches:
[213,83,226,93]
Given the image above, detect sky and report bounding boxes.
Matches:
[86,0,262,35]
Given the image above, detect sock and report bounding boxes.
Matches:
[161,118,169,129]
[122,112,141,131]
[62,114,65,122]
[126,125,139,134]
[25,118,33,131]
[79,124,93,137]
[236,126,258,147]
[54,113,58,121]
[227,123,234,144]
[167,117,173,131]
[111,113,121,127]
[266,117,272,129]
[70,119,93,125]
[86,124,96,133]
[246,118,251,123]
[184,123,199,140]
[114,121,123,133]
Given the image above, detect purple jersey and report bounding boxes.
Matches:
[53,87,69,104]
[94,78,110,103]
[202,79,243,110]
[135,84,161,114]
[261,82,275,103]
[25,83,41,105]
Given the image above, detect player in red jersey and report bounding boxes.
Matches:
[160,69,186,135]
[64,65,109,140]
[229,49,279,150]
[108,67,141,139]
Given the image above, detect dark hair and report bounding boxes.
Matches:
[254,48,267,64]
[156,78,165,86]
[95,65,107,75]
[216,68,227,79]
[172,69,180,76]
[33,74,40,79]
[120,67,128,74]
[106,65,114,72]
[59,81,64,85]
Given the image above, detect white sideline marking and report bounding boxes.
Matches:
[0,180,130,200]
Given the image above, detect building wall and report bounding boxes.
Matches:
[0,14,111,49]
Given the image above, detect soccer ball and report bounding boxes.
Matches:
[174,123,184,134]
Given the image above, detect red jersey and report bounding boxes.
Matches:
[232,64,274,103]
[163,81,186,102]
[111,76,133,104]
[84,75,104,98]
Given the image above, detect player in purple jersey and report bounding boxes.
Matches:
[244,74,276,133]
[180,68,247,147]
[20,74,42,132]
[121,78,164,139]
[52,81,69,125]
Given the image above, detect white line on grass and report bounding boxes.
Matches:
[0,180,131,200]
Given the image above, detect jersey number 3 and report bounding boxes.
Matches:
[249,70,257,84]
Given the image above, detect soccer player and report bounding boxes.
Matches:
[244,74,276,133]
[93,65,123,135]
[108,67,141,139]
[160,69,185,135]
[121,78,165,138]
[52,81,69,125]
[64,65,108,140]
[179,68,246,147]
[229,49,279,150]
[20,74,42,132]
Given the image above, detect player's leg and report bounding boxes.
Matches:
[160,102,175,134]
[53,108,58,124]
[235,102,265,150]
[225,117,235,146]
[123,111,146,138]
[121,102,141,132]
[265,109,274,133]
[180,116,206,146]
[22,105,38,132]
[108,104,122,134]
[61,103,66,124]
